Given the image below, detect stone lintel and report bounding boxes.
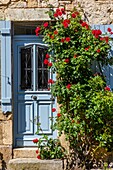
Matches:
[5,8,50,21]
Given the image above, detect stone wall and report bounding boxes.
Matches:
[0,0,113,169]
[0,110,12,169]
[0,0,112,24]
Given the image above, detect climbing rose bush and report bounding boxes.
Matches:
[35,7,113,169]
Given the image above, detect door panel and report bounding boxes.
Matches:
[17,102,34,134]
[38,102,53,134]
[13,36,56,147]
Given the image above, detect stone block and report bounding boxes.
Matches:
[9,1,27,8]
[0,145,12,164]
[0,9,4,20]
[0,0,10,5]
[27,0,38,7]
[0,122,3,145]
[49,0,59,7]
[3,120,12,145]
[65,3,74,11]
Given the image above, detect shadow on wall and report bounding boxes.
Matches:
[0,152,7,170]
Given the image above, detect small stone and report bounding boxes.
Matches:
[0,0,10,5]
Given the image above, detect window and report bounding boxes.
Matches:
[20,44,49,91]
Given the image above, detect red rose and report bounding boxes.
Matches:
[33,138,38,143]
[46,54,50,59]
[65,37,71,42]
[62,19,70,28]
[66,19,70,24]
[56,8,60,13]
[72,13,77,18]
[51,35,54,39]
[48,79,54,84]
[44,59,49,65]
[96,49,100,53]
[81,22,89,29]
[63,22,68,28]
[104,86,110,91]
[35,27,41,36]
[64,58,69,63]
[48,62,52,67]
[57,113,61,117]
[80,20,83,24]
[54,13,58,17]
[52,108,56,112]
[92,29,102,38]
[96,29,102,35]
[100,37,104,41]
[66,84,71,89]
[54,30,58,35]
[85,46,90,51]
[105,37,109,43]
[74,55,77,58]
[43,22,48,28]
[107,27,112,32]
[58,11,62,16]
[75,11,79,15]
[61,8,65,14]
[48,88,50,91]
[61,38,65,43]
[36,150,39,154]
[37,155,41,159]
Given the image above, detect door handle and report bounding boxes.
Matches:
[31,95,37,100]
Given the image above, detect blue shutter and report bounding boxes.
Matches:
[91,25,113,90]
[0,21,12,113]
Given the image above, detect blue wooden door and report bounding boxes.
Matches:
[13,36,57,147]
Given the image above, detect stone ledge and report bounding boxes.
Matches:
[13,148,38,158]
[8,158,63,170]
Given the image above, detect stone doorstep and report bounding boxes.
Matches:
[8,158,63,170]
[13,148,38,159]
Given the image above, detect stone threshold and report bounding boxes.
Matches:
[13,147,38,159]
[8,158,63,170]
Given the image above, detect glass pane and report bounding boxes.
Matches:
[14,22,44,35]
[37,46,49,91]
[20,47,32,90]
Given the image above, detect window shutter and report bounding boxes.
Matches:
[0,21,12,113]
[91,24,113,90]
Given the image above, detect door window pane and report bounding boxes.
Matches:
[37,46,49,91]
[20,47,32,90]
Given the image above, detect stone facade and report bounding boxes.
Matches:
[0,0,113,169]
[0,0,112,24]
[0,110,13,169]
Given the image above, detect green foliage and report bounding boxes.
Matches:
[37,135,66,159]
[35,7,113,169]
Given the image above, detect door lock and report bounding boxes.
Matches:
[50,97,55,101]
[31,95,37,100]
